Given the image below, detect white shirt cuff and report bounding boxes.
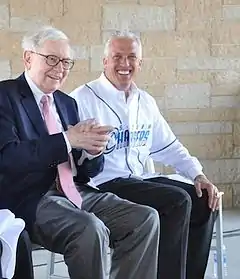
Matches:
[77,150,102,166]
[62,132,72,153]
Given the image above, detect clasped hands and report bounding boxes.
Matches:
[66,119,114,155]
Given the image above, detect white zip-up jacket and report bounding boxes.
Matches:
[70,74,204,186]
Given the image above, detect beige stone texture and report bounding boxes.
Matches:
[102,4,175,31]
[0,31,23,59]
[201,159,240,184]
[176,71,211,84]
[11,58,24,76]
[177,57,240,71]
[10,17,50,32]
[212,21,240,44]
[210,71,240,96]
[90,45,104,72]
[170,122,232,135]
[176,0,222,31]
[71,59,89,74]
[51,17,101,46]
[0,60,11,80]
[63,0,103,21]
[165,108,237,122]
[233,147,240,158]
[72,46,89,60]
[139,0,174,5]
[165,83,211,109]
[211,95,240,108]
[10,0,64,17]
[140,84,166,97]
[224,0,240,3]
[223,5,240,20]
[62,71,101,93]
[233,123,240,146]
[233,184,240,207]
[218,184,233,208]
[141,31,210,58]
[107,0,138,2]
[212,44,240,57]
[0,4,9,29]
[236,111,240,120]
[136,58,176,84]
[178,134,234,159]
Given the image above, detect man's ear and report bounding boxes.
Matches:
[103,57,107,69]
[23,51,32,70]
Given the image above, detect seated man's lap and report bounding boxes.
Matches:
[32,187,158,253]
[147,177,212,222]
[100,177,191,211]
[100,176,211,222]
[33,190,109,253]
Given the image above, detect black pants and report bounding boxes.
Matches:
[12,230,34,279]
[99,176,217,279]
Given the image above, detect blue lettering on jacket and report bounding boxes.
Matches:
[105,124,151,154]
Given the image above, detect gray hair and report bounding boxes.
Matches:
[21,26,74,58]
[104,31,142,58]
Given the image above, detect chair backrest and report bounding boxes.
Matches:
[145,157,155,174]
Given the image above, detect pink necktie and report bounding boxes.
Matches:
[41,95,82,208]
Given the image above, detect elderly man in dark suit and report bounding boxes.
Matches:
[0,26,160,279]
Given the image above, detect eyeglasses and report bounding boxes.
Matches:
[32,52,75,70]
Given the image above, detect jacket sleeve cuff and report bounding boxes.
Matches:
[186,167,204,181]
[77,150,102,166]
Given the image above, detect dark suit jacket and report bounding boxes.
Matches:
[0,73,104,235]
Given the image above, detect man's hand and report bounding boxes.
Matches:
[194,174,222,211]
[66,119,114,154]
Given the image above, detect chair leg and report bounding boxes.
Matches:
[215,193,224,279]
[46,251,56,279]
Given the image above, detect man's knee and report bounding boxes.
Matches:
[169,186,192,210]
[191,189,214,223]
[146,206,159,223]
[62,212,110,259]
[83,213,110,241]
[134,205,160,232]
[67,212,110,246]
[160,186,192,219]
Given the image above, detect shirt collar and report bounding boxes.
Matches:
[98,73,138,97]
[24,71,54,106]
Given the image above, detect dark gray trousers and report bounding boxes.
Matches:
[99,177,217,279]
[33,185,160,279]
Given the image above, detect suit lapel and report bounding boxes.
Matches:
[18,74,48,135]
[54,92,69,131]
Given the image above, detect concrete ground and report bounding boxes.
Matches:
[32,209,240,279]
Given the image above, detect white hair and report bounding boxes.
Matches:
[104,31,142,59]
[21,26,74,58]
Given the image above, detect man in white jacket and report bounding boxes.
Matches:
[70,31,221,279]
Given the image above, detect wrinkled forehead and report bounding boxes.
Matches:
[37,39,72,59]
[109,38,141,57]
